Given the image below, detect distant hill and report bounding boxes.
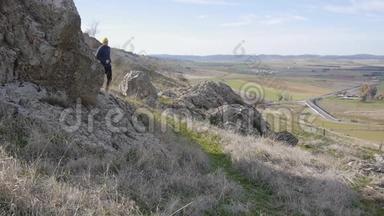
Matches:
[152,54,384,63]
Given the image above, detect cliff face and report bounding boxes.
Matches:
[0,0,103,103]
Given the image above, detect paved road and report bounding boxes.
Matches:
[305,83,379,122]
[305,99,339,121]
[261,81,380,122]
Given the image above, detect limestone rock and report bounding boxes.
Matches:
[168,81,271,136]
[119,71,158,100]
[179,81,244,110]
[0,82,138,151]
[83,33,102,50]
[208,104,269,136]
[0,0,104,104]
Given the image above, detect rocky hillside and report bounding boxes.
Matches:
[0,0,378,215]
[0,0,270,215]
[1,0,103,104]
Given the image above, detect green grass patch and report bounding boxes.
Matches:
[352,176,372,191]
[361,199,384,216]
[160,115,279,215]
[158,96,174,106]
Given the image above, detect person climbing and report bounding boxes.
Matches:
[96,37,112,92]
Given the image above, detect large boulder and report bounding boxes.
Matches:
[208,104,269,136]
[169,81,272,136]
[119,71,158,100]
[0,0,104,104]
[179,81,244,110]
[272,131,299,146]
[0,82,146,153]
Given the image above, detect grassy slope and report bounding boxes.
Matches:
[263,105,383,215]
[0,96,255,215]
[163,116,279,215]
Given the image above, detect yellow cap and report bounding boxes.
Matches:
[101,37,109,44]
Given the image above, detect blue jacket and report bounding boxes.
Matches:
[96,45,111,66]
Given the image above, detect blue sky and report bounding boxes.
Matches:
[74,0,384,55]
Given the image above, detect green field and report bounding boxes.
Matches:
[321,97,384,110]
[313,95,384,143]
[223,79,327,101]
[313,117,384,143]
[319,97,384,124]
[189,60,384,144]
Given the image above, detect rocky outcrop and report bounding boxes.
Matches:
[166,81,271,136]
[272,131,299,146]
[208,104,269,136]
[179,81,244,110]
[0,82,142,151]
[0,0,104,104]
[83,33,102,50]
[119,71,158,100]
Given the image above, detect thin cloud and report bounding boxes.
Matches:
[197,15,208,19]
[324,0,384,14]
[173,0,237,6]
[221,14,255,27]
[221,14,307,27]
[259,15,307,25]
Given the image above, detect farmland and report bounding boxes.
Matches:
[181,57,384,145]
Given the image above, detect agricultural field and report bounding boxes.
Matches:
[313,117,384,143]
[184,59,384,145]
[264,102,384,146]
[223,78,330,101]
[318,97,384,124]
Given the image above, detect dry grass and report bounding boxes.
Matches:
[0,147,140,215]
[0,91,377,215]
[0,104,248,215]
[192,122,363,216]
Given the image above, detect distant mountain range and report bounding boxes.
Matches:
[151,54,384,63]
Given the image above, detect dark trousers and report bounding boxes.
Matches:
[104,64,112,87]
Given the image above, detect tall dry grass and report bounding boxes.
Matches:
[0,104,248,215]
[0,147,140,215]
[193,122,363,216]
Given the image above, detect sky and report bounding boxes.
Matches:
[74,0,384,55]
